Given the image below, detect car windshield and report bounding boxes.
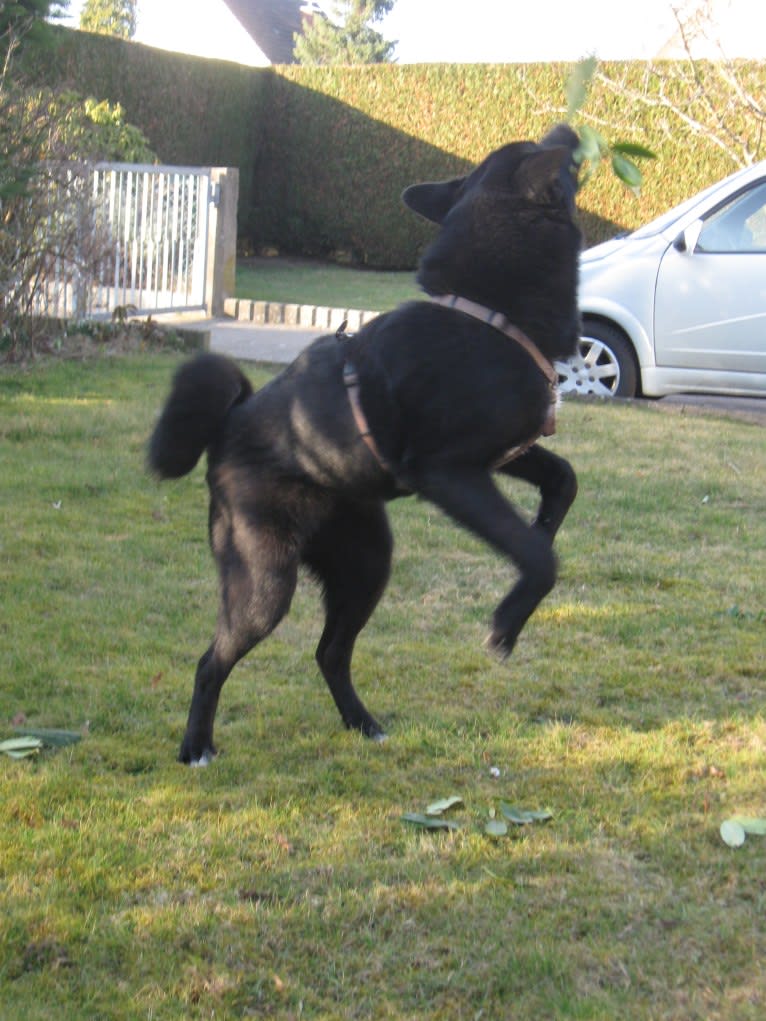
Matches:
[629,165,759,240]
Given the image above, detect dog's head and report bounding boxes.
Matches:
[402,125,582,358]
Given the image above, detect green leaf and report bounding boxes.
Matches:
[731,817,766,836]
[610,141,657,161]
[0,737,43,759]
[565,56,598,120]
[499,803,553,825]
[17,728,83,747]
[424,795,463,816]
[720,819,746,847]
[611,154,644,192]
[574,123,606,167]
[401,813,460,831]
[484,819,509,838]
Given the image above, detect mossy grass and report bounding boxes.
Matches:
[1,353,764,1018]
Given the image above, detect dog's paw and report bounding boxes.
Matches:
[347,712,387,742]
[178,738,217,766]
[485,630,516,662]
[362,720,387,742]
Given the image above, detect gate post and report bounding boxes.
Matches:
[206,167,239,317]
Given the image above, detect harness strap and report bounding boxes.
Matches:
[342,361,391,472]
[431,294,559,388]
[341,295,560,473]
[432,295,559,467]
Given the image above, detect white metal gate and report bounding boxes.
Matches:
[36,162,214,320]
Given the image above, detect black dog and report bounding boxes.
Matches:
[148,126,582,764]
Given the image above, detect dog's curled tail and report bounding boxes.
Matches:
[147,352,253,479]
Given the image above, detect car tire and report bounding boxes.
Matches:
[556,322,639,398]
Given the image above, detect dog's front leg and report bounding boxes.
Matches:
[400,465,557,658]
[497,444,577,539]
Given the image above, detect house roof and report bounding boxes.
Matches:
[222,0,320,64]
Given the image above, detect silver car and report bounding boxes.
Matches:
[558,160,766,398]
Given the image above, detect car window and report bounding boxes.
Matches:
[697,180,766,253]
[629,164,761,240]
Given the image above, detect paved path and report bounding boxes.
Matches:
[159,313,321,364]
[160,314,766,424]
[208,319,320,364]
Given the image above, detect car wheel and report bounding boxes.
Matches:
[556,322,639,398]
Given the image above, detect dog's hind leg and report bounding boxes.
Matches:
[400,466,556,659]
[498,445,577,539]
[179,508,299,765]
[303,501,392,739]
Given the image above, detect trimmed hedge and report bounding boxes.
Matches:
[20,29,766,268]
[20,28,269,237]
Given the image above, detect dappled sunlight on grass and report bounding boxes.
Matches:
[537,599,633,622]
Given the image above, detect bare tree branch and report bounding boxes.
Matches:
[595,1,765,169]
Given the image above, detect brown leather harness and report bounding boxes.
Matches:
[342,359,393,472]
[342,295,560,474]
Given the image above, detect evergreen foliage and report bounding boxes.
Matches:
[79,0,136,40]
[294,1,396,65]
[0,0,65,53]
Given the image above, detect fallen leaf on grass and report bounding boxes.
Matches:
[1,729,84,760]
[721,817,766,846]
[733,817,766,835]
[401,812,461,831]
[720,819,746,847]
[424,795,463,816]
[499,803,553,825]
[484,818,509,838]
[402,798,553,836]
[17,728,83,748]
[0,736,43,759]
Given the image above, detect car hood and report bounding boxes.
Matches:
[580,236,631,264]
[580,232,666,273]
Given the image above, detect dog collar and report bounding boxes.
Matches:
[431,294,558,388]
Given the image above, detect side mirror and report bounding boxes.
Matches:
[673,219,703,254]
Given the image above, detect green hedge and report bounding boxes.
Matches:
[20,28,269,237]
[20,30,766,268]
[256,62,766,265]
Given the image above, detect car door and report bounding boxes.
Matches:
[653,179,766,374]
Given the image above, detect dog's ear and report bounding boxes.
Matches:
[515,146,574,203]
[402,177,464,224]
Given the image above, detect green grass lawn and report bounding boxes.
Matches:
[235,257,420,311]
[1,350,765,1019]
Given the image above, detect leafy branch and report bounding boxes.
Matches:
[565,56,657,193]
